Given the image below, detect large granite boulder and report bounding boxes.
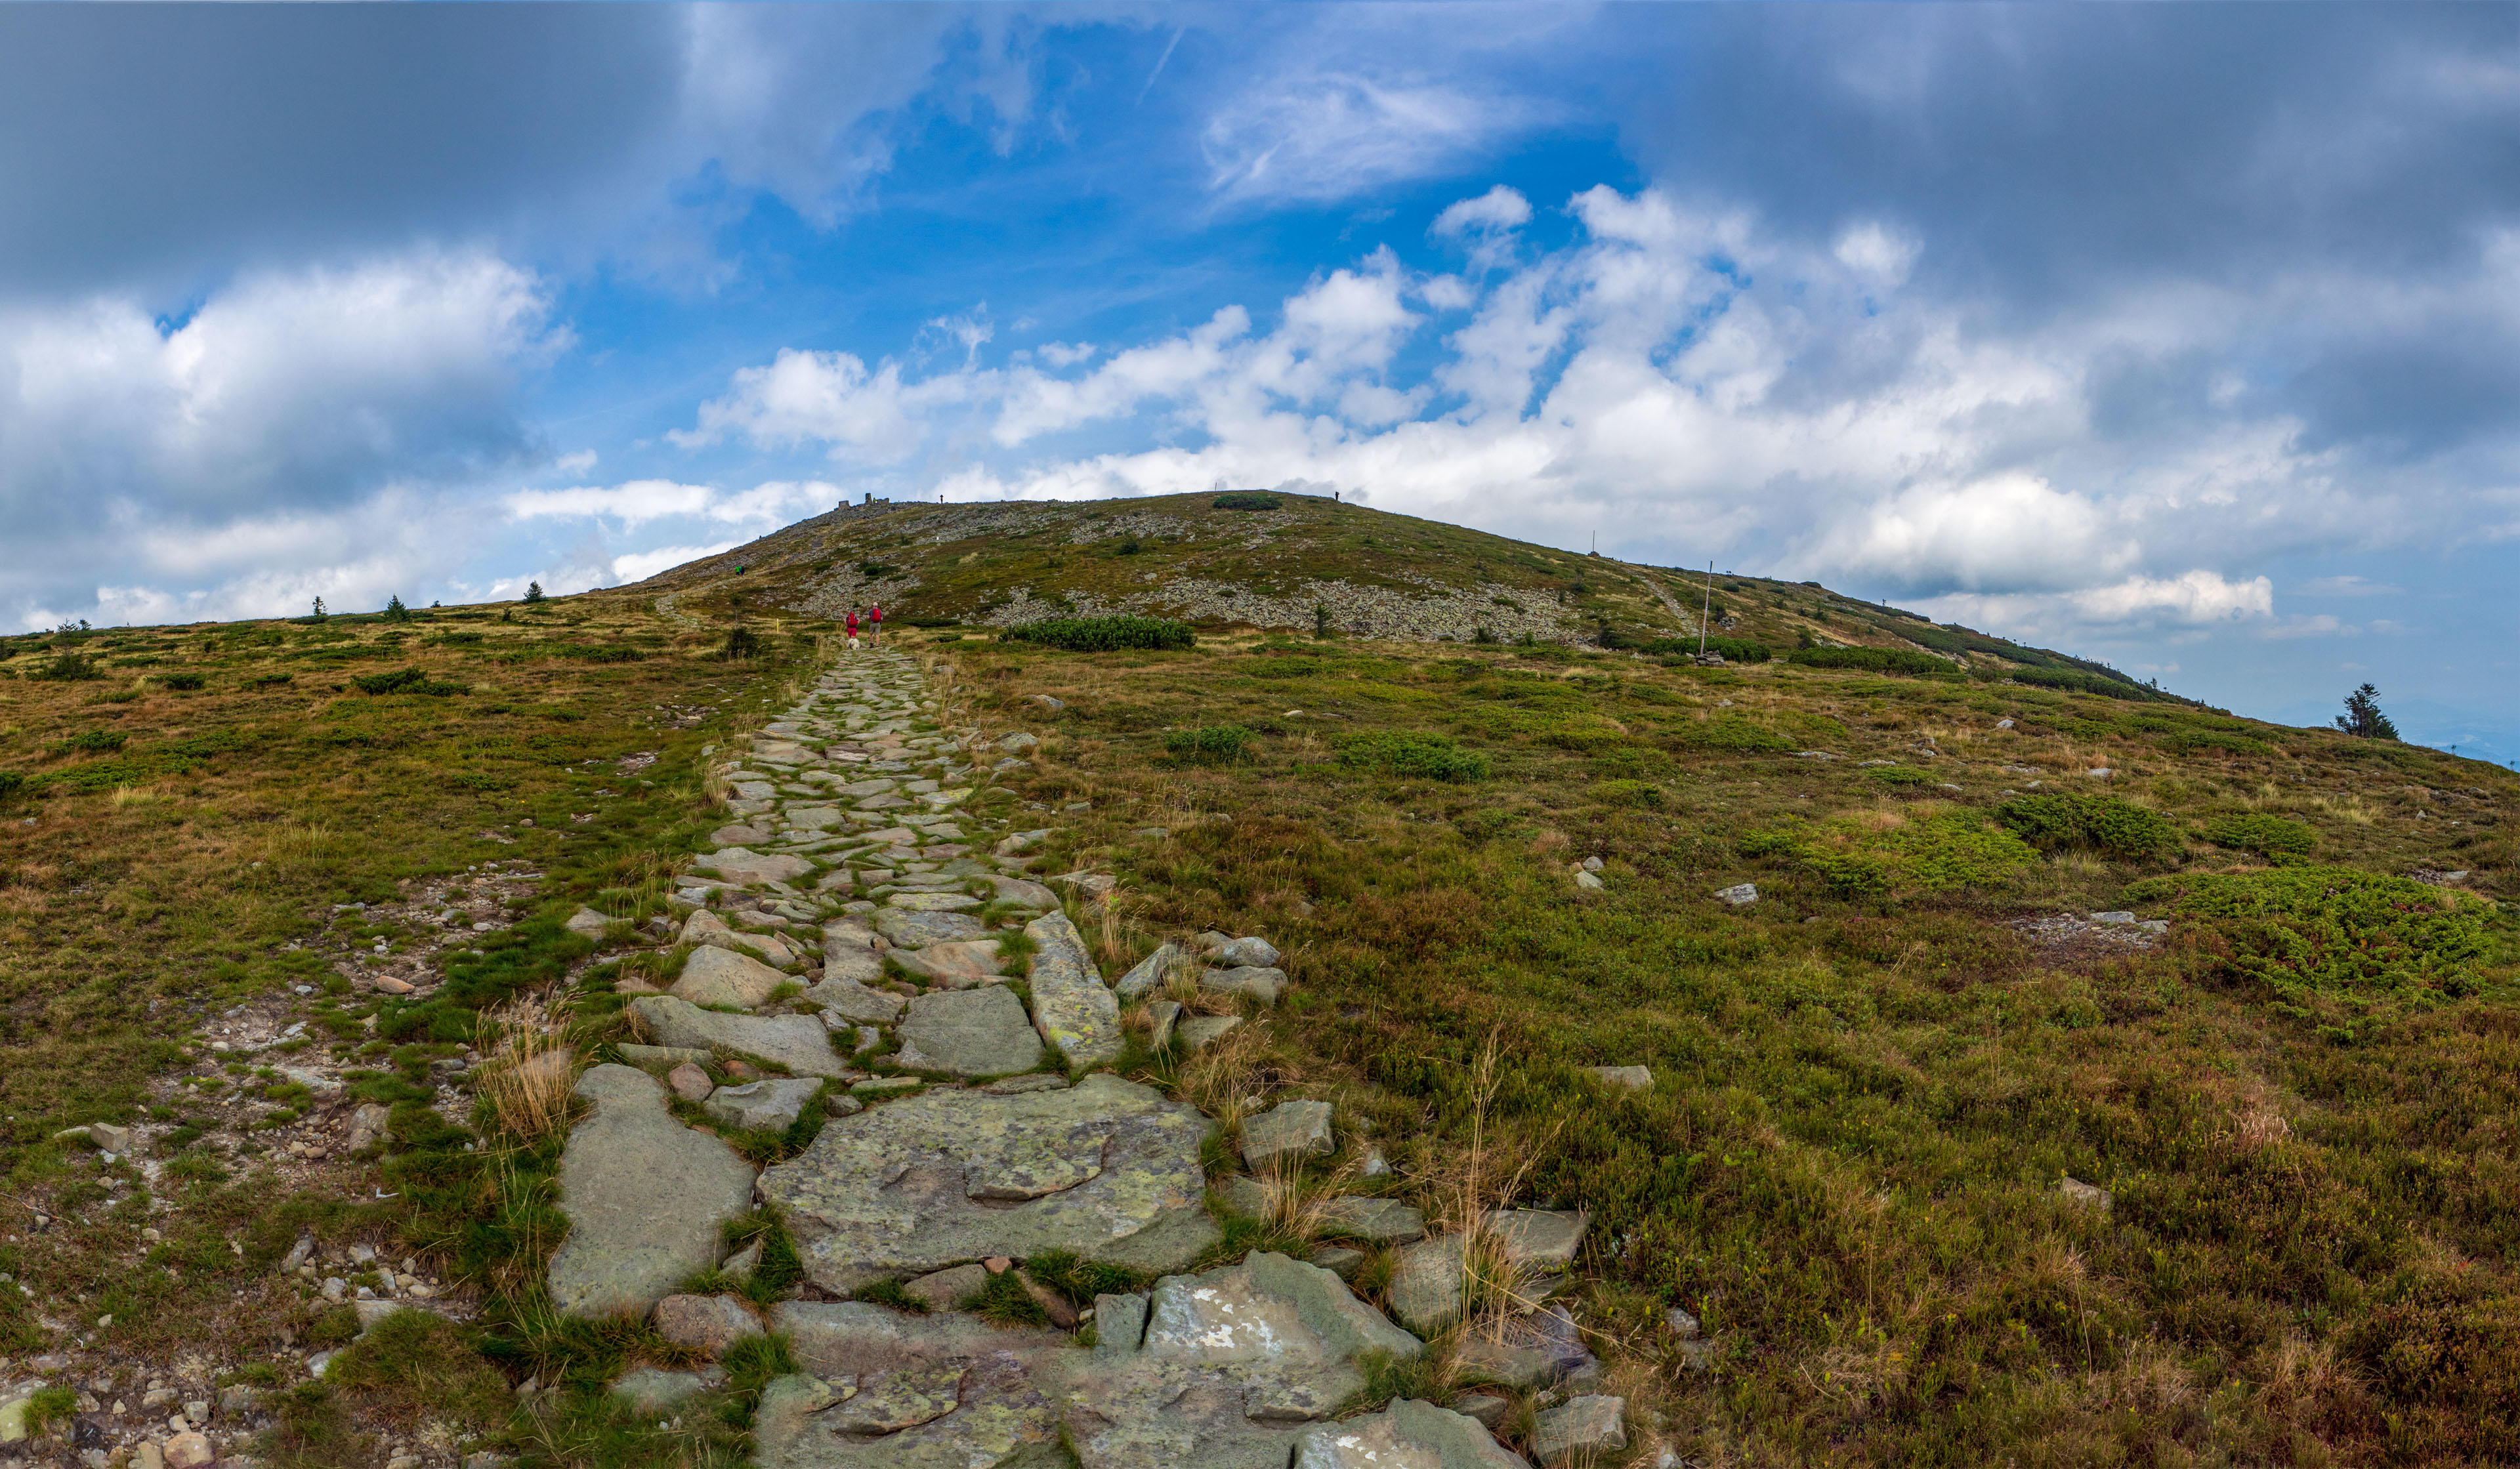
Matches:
[546,1066,756,1319]
[756,1073,1219,1293]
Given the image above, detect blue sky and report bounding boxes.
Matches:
[0,5,2513,758]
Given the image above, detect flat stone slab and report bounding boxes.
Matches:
[807,976,907,1026]
[1487,1209,1588,1270]
[1453,1304,1594,1391]
[1024,913,1122,1066]
[1531,1395,1626,1461]
[875,909,990,947]
[984,876,1059,909]
[754,1305,1070,1469]
[1241,1099,1335,1169]
[1113,942,1181,1001]
[672,945,792,1008]
[1587,1066,1652,1092]
[547,1065,757,1319]
[821,920,886,985]
[757,1073,1221,1293]
[692,846,816,886]
[654,1293,765,1357]
[631,996,854,1078]
[1293,1397,1530,1468]
[1386,1233,1467,1337]
[705,1077,826,1133]
[890,940,1005,987]
[1211,936,1282,968]
[1177,1014,1241,1051]
[1201,966,1286,1005]
[1068,1251,1425,1468]
[894,987,1045,1077]
[889,890,983,912]
[1318,1196,1425,1244]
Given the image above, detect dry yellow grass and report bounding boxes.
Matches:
[475,995,579,1144]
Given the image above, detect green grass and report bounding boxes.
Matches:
[1003,615,1196,652]
[923,623,2520,1464]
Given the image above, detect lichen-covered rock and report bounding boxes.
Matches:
[1023,913,1122,1066]
[875,909,990,947]
[1064,1252,1425,1468]
[757,1073,1219,1293]
[671,945,791,1008]
[629,996,853,1078]
[807,976,906,1026]
[1530,1395,1626,1462]
[1113,942,1181,1001]
[704,1077,826,1133]
[1293,1397,1531,1468]
[1240,1100,1335,1169]
[889,940,1006,987]
[893,987,1045,1078]
[547,1066,757,1319]
[691,846,816,886]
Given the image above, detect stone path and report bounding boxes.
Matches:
[541,648,1634,1467]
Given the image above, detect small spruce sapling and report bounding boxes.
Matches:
[309,596,327,621]
[383,594,411,621]
[522,581,546,604]
[2335,682,2399,741]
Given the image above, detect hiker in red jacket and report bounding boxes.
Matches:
[845,608,860,651]
[869,602,883,644]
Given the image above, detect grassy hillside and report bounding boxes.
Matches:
[639,490,2170,703]
[0,510,2512,1466]
[941,623,2520,1464]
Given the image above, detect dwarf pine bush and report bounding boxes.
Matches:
[1996,793,2180,860]
[1334,730,1490,783]
[1004,616,1195,652]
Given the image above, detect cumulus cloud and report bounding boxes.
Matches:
[0,250,559,626]
[671,181,2496,653]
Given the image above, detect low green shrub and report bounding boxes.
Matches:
[1164,725,1255,764]
[1587,778,1665,808]
[1334,731,1490,783]
[1211,492,1282,511]
[2123,866,2491,1041]
[1996,793,2180,860]
[48,729,128,756]
[1666,716,1796,753]
[1645,636,1773,663]
[1786,646,1961,677]
[1005,616,1196,652]
[2007,665,2156,699]
[1745,812,2038,895]
[549,644,642,663]
[1024,1249,1146,1306]
[1867,765,1936,787]
[350,667,466,697]
[0,772,23,800]
[33,652,102,681]
[2205,812,2319,856]
[159,672,205,691]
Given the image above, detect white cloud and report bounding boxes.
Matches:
[1433,184,1532,238]
[506,478,838,528]
[1833,222,1920,287]
[1202,75,1522,203]
[0,250,560,626]
[607,541,742,584]
[672,349,964,463]
[665,183,2517,649]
